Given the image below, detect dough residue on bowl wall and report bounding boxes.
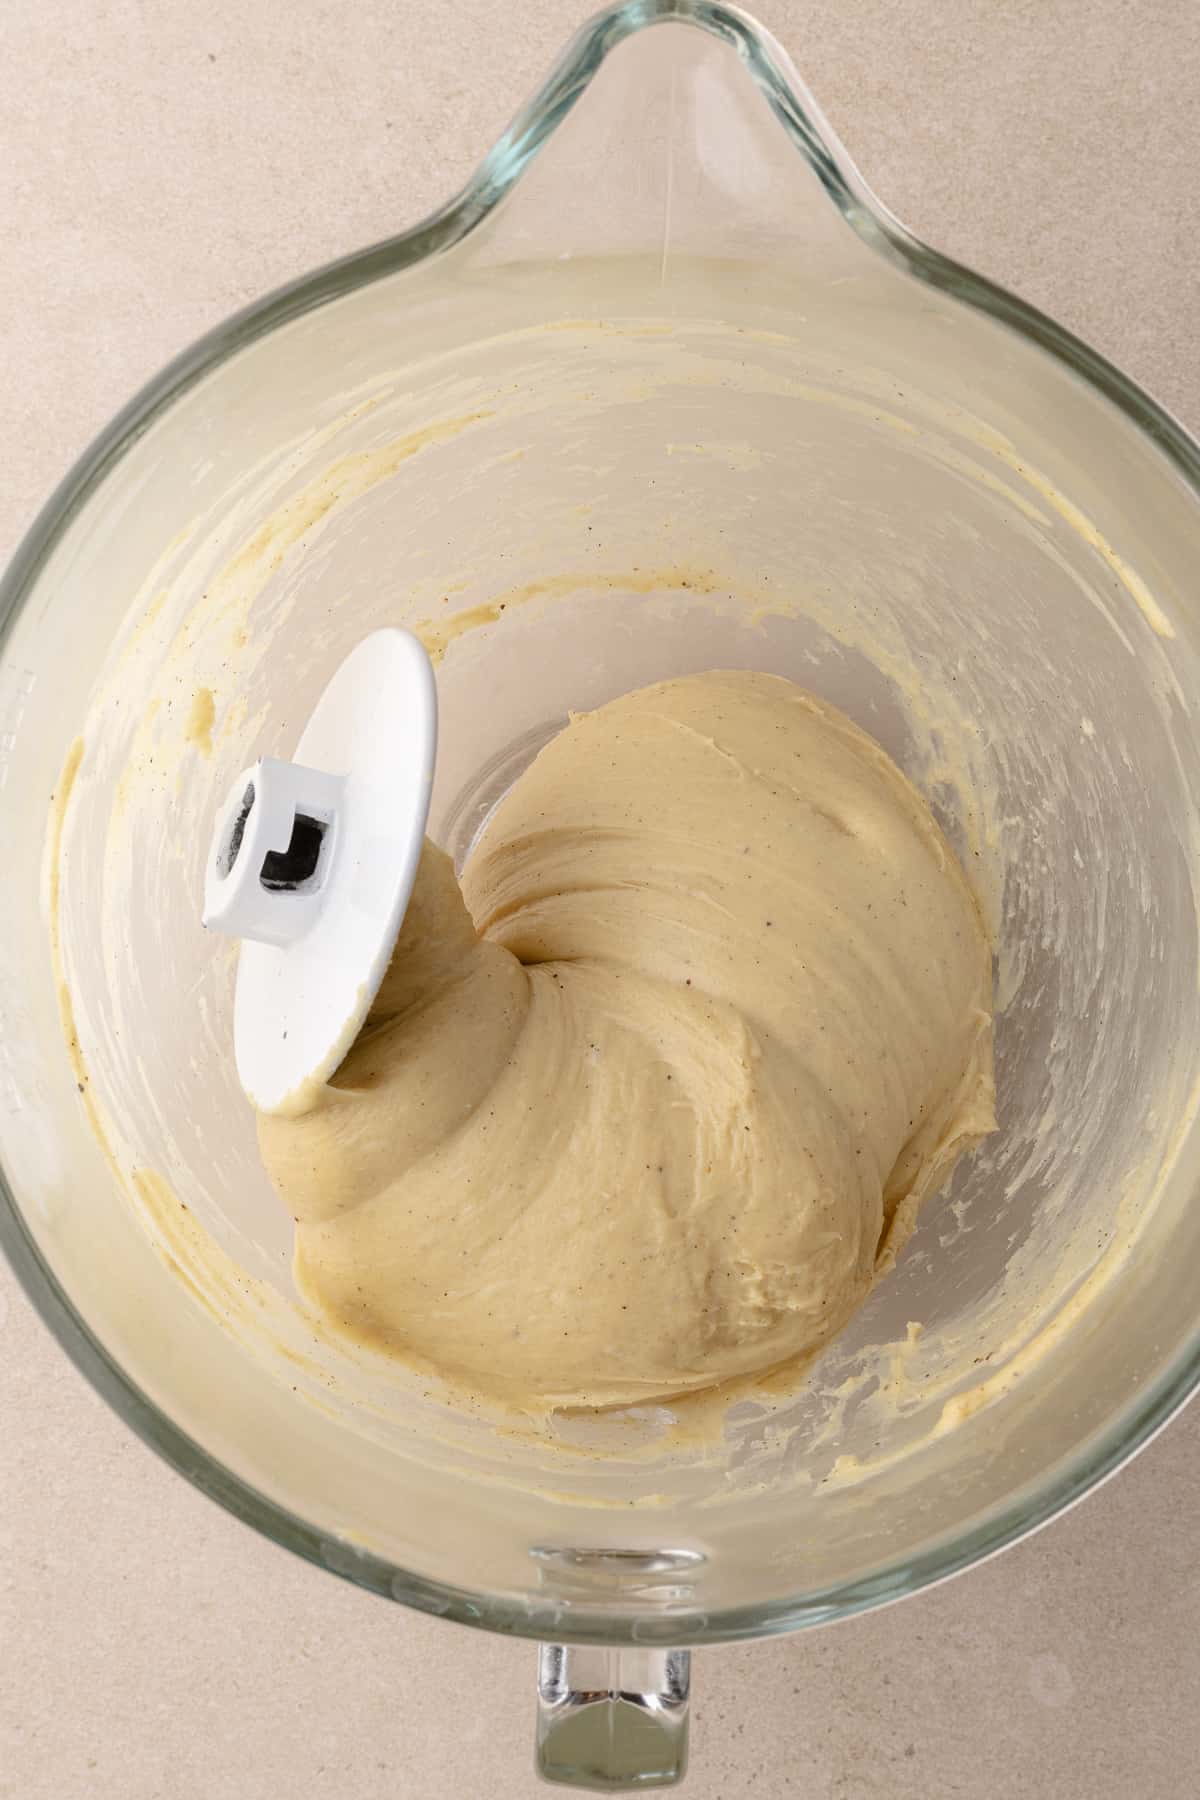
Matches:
[45,313,1200,1505]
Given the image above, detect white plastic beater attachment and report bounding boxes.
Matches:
[201,628,437,1115]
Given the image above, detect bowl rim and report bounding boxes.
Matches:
[2,0,1198,1646]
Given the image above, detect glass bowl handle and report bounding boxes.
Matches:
[535,1643,691,1789]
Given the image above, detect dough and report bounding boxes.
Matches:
[258,672,995,1409]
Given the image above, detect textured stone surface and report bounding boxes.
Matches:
[1,3,1197,1795]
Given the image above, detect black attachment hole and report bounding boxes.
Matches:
[219,783,256,878]
[260,812,327,892]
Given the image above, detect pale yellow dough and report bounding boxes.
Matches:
[259,672,995,1410]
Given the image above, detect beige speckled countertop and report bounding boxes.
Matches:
[2,3,1198,1796]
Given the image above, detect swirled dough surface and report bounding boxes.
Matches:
[259,672,995,1409]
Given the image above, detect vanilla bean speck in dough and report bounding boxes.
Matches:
[258,671,996,1410]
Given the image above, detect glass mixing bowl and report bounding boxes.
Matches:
[3,3,1199,1787]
